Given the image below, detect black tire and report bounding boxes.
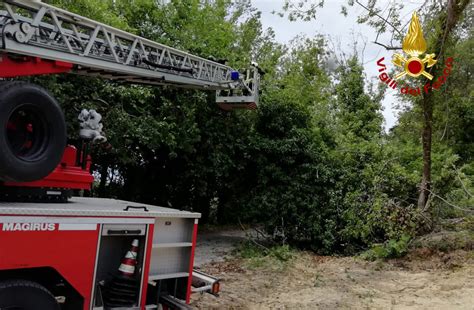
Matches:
[0,280,60,310]
[0,82,66,182]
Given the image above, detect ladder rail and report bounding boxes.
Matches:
[0,0,231,87]
[0,0,259,104]
[4,0,221,66]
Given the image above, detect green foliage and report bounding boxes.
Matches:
[45,0,132,30]
[38,0,276,219]
[242,101,337,251]
[411,230,474,253]
[235,241,295,269]
[20,0,473,257]
[269,245,294,261]
[236,241,266,259]
[361,234,411,261]
[328,56,416,252]
[390,8,474,221]
[274,0,473,257]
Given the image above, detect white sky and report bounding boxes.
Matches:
[252,0,427,130]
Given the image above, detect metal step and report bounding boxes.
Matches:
[192,269,220,296]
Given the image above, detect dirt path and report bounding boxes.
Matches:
[194,228,247,267]
[191,230,474,309]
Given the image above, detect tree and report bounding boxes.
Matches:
[332,56,395,250]
[389,5,474,218]
[28,0,471,253]
[416,0,471,210]
[41,0,283,223]
[281,0,472,212]
[236,37,339,251]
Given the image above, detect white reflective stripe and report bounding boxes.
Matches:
[124,251,137,259]
[119,264,135,274]
[194,218,199,224]
[0,216,153,224]
[58,223,97,231]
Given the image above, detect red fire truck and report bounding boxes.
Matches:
[0,1,259,309]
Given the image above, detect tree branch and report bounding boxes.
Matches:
[355,0,403,35]
[238,218,271,251]
[426,188,474,213]
[372,41,401,50]
[453,165,474,198]
[355,0,403,50]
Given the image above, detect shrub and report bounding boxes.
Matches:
[237,241,295,260]
[361,234,411,260]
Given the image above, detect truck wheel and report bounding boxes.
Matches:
[0,82,66,182]
[0,280,60,310]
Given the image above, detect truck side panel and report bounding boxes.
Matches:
[0,221,99,309]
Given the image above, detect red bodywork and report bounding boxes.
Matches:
[0,221,100,309]
[4,146,94,190]
[0,218,197,309]
[0,54,73,78]
[186,221,198,303]
[0,53,199,309]
[140,224,155,309]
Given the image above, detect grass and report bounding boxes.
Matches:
[360,234,411,261]
[313,272,324,287]
[411,230,474,252]
[234,241,295,270]
[360,216,474,262]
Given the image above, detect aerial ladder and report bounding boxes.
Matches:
[0,0,260,194]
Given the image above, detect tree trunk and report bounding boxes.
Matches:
[417,92,433,209]
[417,0,470,210]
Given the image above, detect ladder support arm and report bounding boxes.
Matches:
[0,0,259,107]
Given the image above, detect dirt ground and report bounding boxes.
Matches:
[191,229,474,310]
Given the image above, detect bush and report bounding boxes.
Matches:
[269,245,294,261]
[240,100,339,253]
[237,241,294,260]
[236,241,266,259]
[361,234,411,260]
[411,230,474,252]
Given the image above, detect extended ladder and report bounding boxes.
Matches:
[0,0,259,108]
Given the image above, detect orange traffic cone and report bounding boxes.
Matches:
[104,239,140,307]
[118,239,139,277]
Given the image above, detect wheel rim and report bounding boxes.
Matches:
[6,104,49,162]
